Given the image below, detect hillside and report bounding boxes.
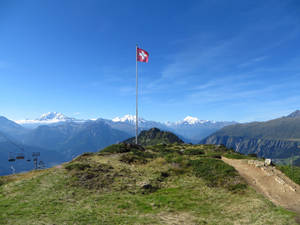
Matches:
[124,128,184,146]
[0,141,65,176]
[201,111,300,162]
[0,131,66,176]
[0,143,298,224]
[0,116,29,139]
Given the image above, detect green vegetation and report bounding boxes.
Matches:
[277,165,300,185]
[124,127,184,146]
[224,153,258,160]
[64,162,91,171]
[273,156,300,167]
[0,143,297,224]
[189,158,246,191]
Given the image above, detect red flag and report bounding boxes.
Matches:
[137,48,149,63]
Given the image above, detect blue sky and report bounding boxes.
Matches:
[0,0,300,122]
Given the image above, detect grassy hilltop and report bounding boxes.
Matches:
[124,127,184,146]
[0,142,297,225]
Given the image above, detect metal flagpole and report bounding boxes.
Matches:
[136,44,138,145]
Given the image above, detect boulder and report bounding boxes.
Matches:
[264,158,272,166]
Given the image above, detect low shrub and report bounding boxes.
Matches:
[119,153,148,164]
[140,183,160,194]
[131,149,155,159]
[100,143,145,154]
[183,148,205,155]
[68,163,116,190]
[227,183,248,193]
[223,153,250,159]
[65,163,91,171]
[247,153,258,158]
[72,152,94,162]
[211,155,222,159]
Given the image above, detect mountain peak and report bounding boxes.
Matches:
[287,110,300,118]
[15,112,84,128]
[39,112,69,121]
[174,116,210,125]
[112,114,146,123]
[183,116,201,124]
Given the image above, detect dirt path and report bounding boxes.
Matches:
[222,157,300,216]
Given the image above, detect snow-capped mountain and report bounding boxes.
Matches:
[15,112,86,128]
[112,115,218,127]
[109,114,166,135]
[172,116,210,126]
[112,114,146,124]
[14,112,235,142]
[109,114,235,143]
[165,116,232,127]
[162,116,236,143]
[39,112,71,122]
[183,116,206,124]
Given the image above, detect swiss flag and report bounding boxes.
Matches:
[137,48,149,62]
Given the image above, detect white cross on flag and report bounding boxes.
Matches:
[137,48,149,63]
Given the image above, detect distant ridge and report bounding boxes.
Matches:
[286,110,300,118]
[201,110,300,161]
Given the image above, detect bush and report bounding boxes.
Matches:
[73,152,94,162]
[211,155,222,159]
[119,153,148,164]
[184,148,205,155]
[223,153,250,159]
[131,149,155,159]
[140,183,160,194]
[204,151,223,159]
[100,143,145,154]
[247,153,258,158]
[65,163,91,171]
[227,183,248,193]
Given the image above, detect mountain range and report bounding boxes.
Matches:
[15,112,235,143]
[0,112,234,175]
[3,110,300,175]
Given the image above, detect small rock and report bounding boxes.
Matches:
[264,159,272,166]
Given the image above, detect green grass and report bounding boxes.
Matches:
[0,144,298,225]
[65,162,91,171]
[189,158,246,191]
[273,156,300,167]
[277,165,300,185]
[223,152,258,160]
